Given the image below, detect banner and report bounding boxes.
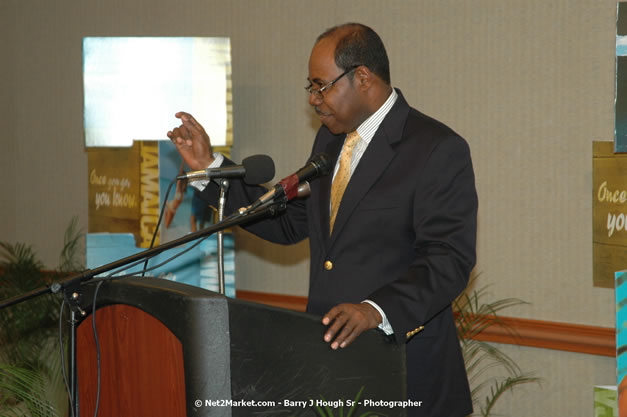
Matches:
[83,37,235,295]
[592,142,627,287]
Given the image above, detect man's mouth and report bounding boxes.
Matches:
[315,107,332,117]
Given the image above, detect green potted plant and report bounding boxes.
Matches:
[0,217,83,417]
[454,274,540,417]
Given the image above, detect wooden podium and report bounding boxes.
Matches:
[76,278,406,417]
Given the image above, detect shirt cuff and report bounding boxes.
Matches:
[189,152,225,192]
[362,300,394,335]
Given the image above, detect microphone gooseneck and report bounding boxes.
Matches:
[178,154,275,185]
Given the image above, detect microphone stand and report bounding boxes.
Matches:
[0,198,286,415]
[217,179,230,295]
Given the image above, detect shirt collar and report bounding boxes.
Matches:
[354,88,398,144]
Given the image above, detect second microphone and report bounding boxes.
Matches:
[178,154,275,185]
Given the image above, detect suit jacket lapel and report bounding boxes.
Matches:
[328,89,410,244]
[315,137,343,247]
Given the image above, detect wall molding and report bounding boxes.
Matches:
[467,315,615,357]
[237,290,308,312]
[236,290,615,357]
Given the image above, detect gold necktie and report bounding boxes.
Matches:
[330,131,360,234]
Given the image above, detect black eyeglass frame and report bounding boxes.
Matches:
[305,65,362,97]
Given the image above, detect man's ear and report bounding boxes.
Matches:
[354,66,372,90]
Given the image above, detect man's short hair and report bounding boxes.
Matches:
[317,23,391,85]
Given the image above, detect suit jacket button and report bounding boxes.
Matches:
[324,260,333,270]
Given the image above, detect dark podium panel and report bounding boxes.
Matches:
[76,278,406,417]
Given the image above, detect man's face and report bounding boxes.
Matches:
[307,38,363,135]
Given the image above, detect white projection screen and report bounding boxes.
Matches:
[83,37,232,147]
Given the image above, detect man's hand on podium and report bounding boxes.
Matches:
[322,303,383,350]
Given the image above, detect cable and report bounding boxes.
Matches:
[102,177,185,279]
[99,201,263,282]
[142,179,176,276]
[91,281,103,417]
[107,177,257,281]
[100,252,161,280]
[100,195,252,282]
[94,232,210,283]
[58,298,76,417]
[96,188,276,283]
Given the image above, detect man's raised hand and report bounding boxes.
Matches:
[167,112,214,171]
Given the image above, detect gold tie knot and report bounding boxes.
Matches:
[345,131,360,148]
[329,131,361,234]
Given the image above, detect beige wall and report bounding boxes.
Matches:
[0,1,618,415]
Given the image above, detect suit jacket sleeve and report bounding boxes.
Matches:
[367,134,477,342]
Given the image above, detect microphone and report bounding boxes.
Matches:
[296,181,311,198]
[241,153,330,213]
[178,154,275,185]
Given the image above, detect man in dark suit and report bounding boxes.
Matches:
[169,23,477,417]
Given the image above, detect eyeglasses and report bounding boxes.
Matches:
[305,65,361,98]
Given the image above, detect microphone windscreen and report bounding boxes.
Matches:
[242,154,275,185]
[310,153,331,176]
